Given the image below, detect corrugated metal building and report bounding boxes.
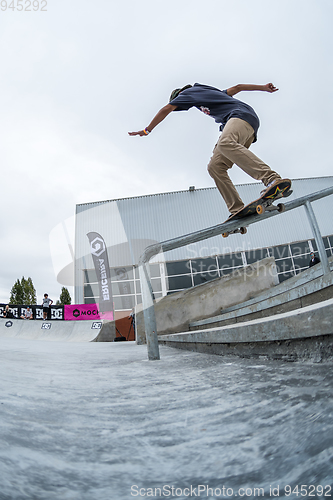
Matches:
[75,177,333,318]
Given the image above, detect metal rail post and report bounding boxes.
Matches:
[138,262,160,360]
[304,200,330,275]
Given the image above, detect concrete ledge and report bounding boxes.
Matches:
[0,318,116,342]
[160,298,333,361]
[135,257,278,344]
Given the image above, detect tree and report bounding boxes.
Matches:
[57,287,72,305]
[22,277,37,304]
[9,279,24,305]
[9,277,37,305]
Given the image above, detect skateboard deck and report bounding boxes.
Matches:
[222,179,292,238]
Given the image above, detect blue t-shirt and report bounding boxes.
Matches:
[169,83,260,142]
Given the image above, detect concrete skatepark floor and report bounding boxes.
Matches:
[0,339,332,499]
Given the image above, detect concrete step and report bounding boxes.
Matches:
[160,297,333,362]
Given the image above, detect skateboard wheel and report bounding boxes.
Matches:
[240,227,247,235]
[222,232,229,238]
[256,204,265,215]
[277,203,285,213]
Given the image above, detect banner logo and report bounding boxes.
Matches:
[91,321,102,330]
[51,308,64,320]
[41,323,52,330]
[90,237,106,257]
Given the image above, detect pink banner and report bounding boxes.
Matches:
[97,310,114,321]
[64,304,114,321]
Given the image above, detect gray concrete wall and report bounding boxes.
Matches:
[136,257,278,344]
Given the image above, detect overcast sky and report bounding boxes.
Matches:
[0,0,332,304]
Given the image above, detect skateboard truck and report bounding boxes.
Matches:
[256,187,293,214]
[222,226,248,238]
[256,201,286,215]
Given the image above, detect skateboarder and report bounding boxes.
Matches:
[129,82,291,218]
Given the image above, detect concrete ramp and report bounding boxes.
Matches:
[0,318,115,342]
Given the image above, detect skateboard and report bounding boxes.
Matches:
[222,179,292,238]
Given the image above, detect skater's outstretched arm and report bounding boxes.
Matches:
[128,103,177,137]
[226,83,278,96]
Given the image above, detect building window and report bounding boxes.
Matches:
[191,258,218,274]
[166,261,191,276]
[290,241,310,256]
[218,253,243,269]
[245,248,269,265]
[268,244,291,260]
[167,275,193,292]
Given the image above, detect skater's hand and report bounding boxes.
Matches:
[264,83,278,93]
[128,130,148,137]
[128,104,177,137]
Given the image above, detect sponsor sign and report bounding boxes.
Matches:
[0,303,113,322]
[64,304,113,321]
[87,232,114,320]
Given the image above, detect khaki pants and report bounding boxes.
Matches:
[207,118,281,214]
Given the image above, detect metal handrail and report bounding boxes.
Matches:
[138,185,333,360]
